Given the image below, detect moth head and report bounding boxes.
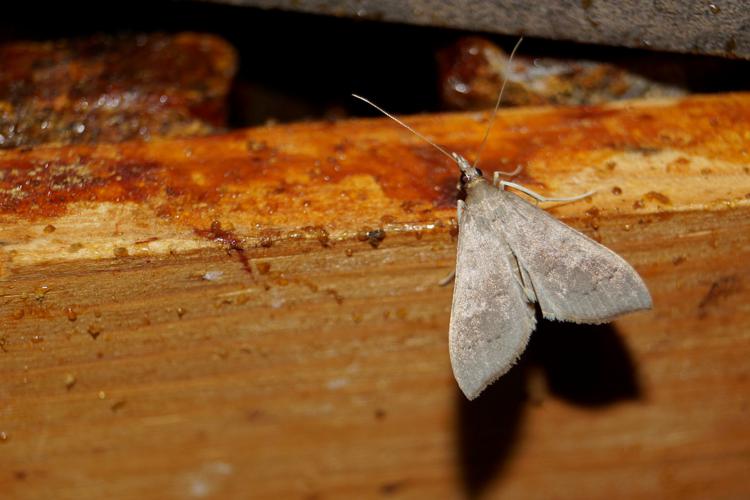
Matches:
[453,152,483,185]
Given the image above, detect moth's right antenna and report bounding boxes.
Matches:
[472,37,524,170]
[351,94,457,164]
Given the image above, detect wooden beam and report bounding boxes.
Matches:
[1,93,749,499]
[0,33,237,149]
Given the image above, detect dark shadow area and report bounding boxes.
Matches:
[456,359,527,500]
[531,321,642,406]
[457,319,641,498]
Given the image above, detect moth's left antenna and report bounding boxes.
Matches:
[351,94,457,164]
[472,37,524,170]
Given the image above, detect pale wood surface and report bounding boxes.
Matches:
[1,93,749,499]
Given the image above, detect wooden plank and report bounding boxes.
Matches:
[1,92,749,499]
[0,33,237,149]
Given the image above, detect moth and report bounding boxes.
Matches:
[353,40,652,400]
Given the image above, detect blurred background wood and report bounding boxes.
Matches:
[208,0,750,59]
[1,90,750,499]
[0,33,236,149]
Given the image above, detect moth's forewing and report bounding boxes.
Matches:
[449,191,536,400]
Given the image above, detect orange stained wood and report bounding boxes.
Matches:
[1,92,747,223]
[0,92,749,499]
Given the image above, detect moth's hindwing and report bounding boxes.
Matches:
[494,190,652,323]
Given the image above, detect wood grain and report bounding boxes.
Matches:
[1,93,749,499]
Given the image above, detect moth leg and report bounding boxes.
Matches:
[500,180,595,203]
[492,165,523,186]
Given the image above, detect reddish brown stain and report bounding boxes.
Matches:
[0,156,162,218]
[195,220,253,277]
[1,94,749,231]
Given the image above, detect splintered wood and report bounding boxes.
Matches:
[1,93,750,499]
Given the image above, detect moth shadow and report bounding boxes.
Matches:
[456,321,641,498]
[532,321,642,406]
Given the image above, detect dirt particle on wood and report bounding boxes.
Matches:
[309,226,331,247]
[325,289,344,305]
[34,285,50,302]
[110,400,126,412]
[202,270,224,281]
[379,481,406,495]
[259,236,273,248]
[114,247,129,258]
[611,186,622,195]
[64,373,76,390]
[43,224,56,233]
[585,207,600,217]
[644,191,671,205]
[699,275,742,316]
[65,306,78,321]
[88,324,103,339]
[365,229,386,248]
